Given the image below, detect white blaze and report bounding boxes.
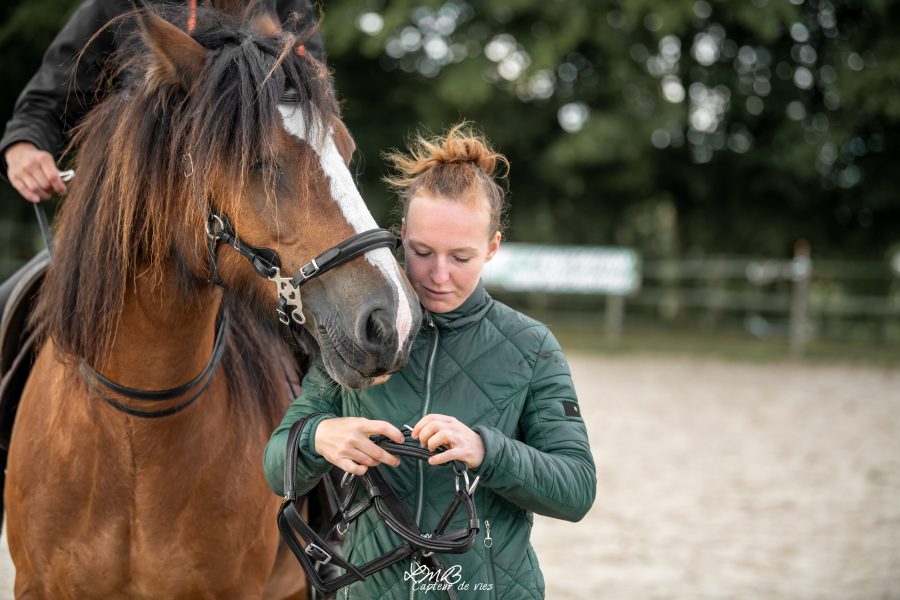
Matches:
[277,104,413,354]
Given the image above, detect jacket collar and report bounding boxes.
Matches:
[426,280,492,332]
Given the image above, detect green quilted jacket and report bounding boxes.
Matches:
[264,282,597,599]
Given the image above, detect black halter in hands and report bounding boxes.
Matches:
[278,414,481,597]
[205,210,399,327]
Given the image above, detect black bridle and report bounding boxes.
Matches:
[279,414,480,598]
[205,209,399,326]
[43,96,401,416]
[76,208,397,419]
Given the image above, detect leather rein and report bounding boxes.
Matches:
[279,414,480,597]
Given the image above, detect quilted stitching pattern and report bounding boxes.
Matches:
[265,286,596,599]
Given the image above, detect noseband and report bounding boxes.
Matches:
[279,414,480,598]
[205,210,399,326]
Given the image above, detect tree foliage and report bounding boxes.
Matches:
[322,0,899,260]
[1,0,897,261]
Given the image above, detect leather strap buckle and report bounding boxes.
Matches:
[305,542,332,565]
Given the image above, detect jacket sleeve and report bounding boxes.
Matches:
[2,0,326,180]
[0,0,123,179]
[263,359,343,496]
[473,329,597,521]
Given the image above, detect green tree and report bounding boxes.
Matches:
[1,0,897,263]
[321,0,899,260]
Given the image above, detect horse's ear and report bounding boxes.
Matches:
[134,4,206,90]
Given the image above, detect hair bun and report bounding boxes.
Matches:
[384,122,508,187]
[383,121,509,236]
[431,124,502,176]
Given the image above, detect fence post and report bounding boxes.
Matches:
[605,294,625,341]
[789,240,811,356]
[704,258,727,329]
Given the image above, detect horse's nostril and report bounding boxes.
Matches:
[361,308,392,349]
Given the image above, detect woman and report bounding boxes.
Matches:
[264,124,596,599]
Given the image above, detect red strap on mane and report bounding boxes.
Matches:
[187,0,197,33]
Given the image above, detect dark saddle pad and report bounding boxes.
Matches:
[0,250,48,531]
[0,250,48,447]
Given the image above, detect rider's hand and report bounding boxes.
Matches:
[370,373,391,386]
[4,141,67,203]
[412,414,485,469]
[314,417,404,476]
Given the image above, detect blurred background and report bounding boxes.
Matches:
[1,1,899,598]
[1,0,898,360]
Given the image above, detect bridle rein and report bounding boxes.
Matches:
[279,414,481,597]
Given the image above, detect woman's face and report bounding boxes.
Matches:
[401,193,501,313]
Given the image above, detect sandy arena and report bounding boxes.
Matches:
[2,353,899,598]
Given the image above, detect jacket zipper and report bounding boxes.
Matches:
[410,317,440,600]
[482,519,496,597]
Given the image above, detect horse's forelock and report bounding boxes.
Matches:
[37,6,330,421]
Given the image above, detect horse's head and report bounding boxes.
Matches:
[114,6,420,387]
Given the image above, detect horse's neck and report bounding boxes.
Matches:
[96,267,223,392]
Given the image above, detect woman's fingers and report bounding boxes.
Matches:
[314,417,403,473]
[413,415,457,447]
[336,458,368,477]
[367,419,405,444]
[411,414,454,439]
[344,447,379,468]
[358,438,401,467]
[429,446,465,466]
[411,414,486,469]
[425,429,452,452]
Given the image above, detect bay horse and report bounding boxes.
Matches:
[3,3,419,598]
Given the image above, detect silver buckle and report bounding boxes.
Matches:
[268,267,305,325]
[304,542,332,565]
[300,258,320,280]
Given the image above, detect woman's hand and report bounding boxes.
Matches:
[412,414,485,469]
[5,141,67,203]
[314,417,404,476]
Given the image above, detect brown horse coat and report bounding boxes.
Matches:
[4,3,418,598]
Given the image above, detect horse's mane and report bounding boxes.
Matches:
[34,3,330,424]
